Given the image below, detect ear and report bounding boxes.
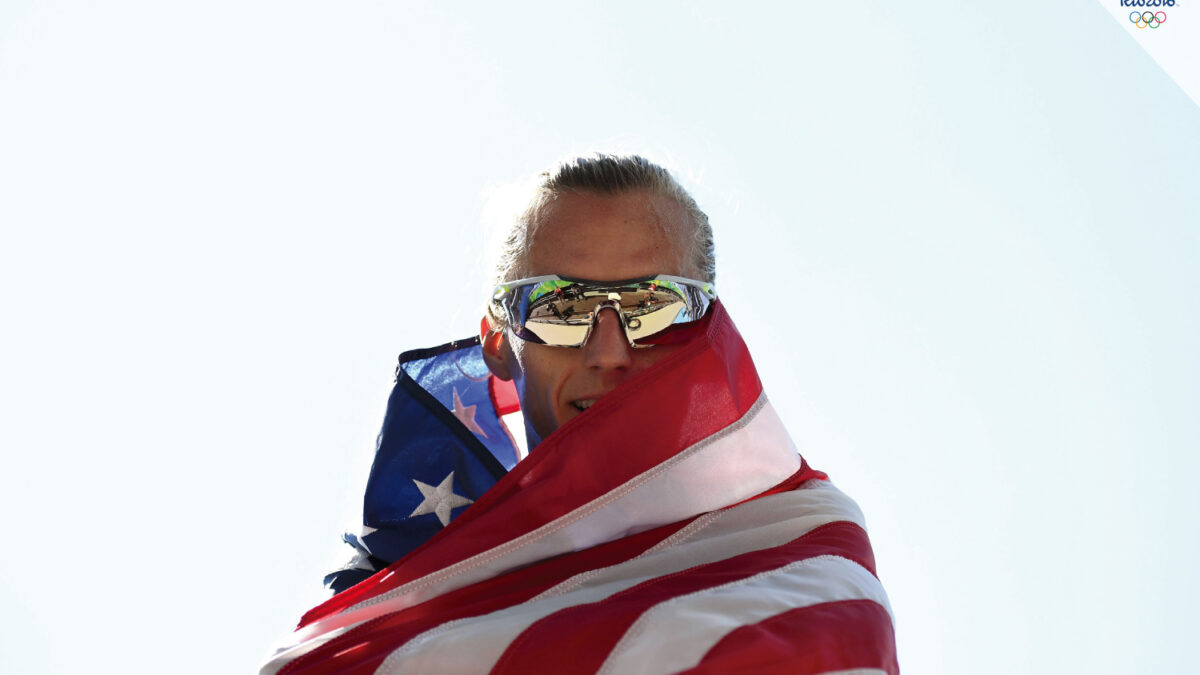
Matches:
[480,315,513,381]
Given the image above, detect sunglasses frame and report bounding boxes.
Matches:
[491,273,717,348]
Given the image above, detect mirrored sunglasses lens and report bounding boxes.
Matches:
[515,280,707,347]
[522,288,604,346]
[621,295,688,343]
[523,321,590,346]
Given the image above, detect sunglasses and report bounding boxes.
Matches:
[490,274,717,348]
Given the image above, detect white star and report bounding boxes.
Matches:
[408,471,474,527]
[355,525,378,552]
[451,387,488,438]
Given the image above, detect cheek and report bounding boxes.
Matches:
[520,362,555,409]
[513,346,573,429]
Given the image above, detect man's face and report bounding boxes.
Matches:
[487,189,696,449]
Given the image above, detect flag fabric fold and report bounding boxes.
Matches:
[324,338,522,593]
[263,303,898,674]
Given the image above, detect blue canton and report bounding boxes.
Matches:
[324,337,518,594]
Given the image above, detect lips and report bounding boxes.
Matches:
[569,392,613,412]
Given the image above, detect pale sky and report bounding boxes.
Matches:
[1,2,1197,673]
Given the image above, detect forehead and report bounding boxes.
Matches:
[525,190,692,281]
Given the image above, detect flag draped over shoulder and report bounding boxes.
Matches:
[263,304,898,675]
[323,338,522,593]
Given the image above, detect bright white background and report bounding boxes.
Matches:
[2,2,1197,673]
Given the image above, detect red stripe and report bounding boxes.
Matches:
[300,303,763,628]
[682,599,898,675]
[281,466,826,674]
[279,519,695,675]
[490,520,875,675]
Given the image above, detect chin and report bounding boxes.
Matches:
[556,406,579,428]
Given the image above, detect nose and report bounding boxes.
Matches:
[583,307,635,371]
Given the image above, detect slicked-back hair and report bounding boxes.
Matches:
[489,154,716,319]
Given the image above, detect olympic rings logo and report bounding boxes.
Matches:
[1129,10,1167,28]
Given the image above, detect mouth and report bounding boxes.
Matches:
[570,399,598,412]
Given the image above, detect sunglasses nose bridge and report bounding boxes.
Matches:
[593,300,623,325]
[582,303,636,364]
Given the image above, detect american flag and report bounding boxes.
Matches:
[263,303,898,674]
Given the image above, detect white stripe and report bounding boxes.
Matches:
[531,478,862,602]
[597,555,893,675]
[499,409,527,460]
[548,395,801,551]
[372,482,867,674]
[295,394,798,642]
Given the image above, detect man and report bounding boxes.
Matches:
[262,155,898,674]
[479,159,714,452]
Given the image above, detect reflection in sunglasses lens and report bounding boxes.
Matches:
[627,301,686,343]
[517,280,703,347]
